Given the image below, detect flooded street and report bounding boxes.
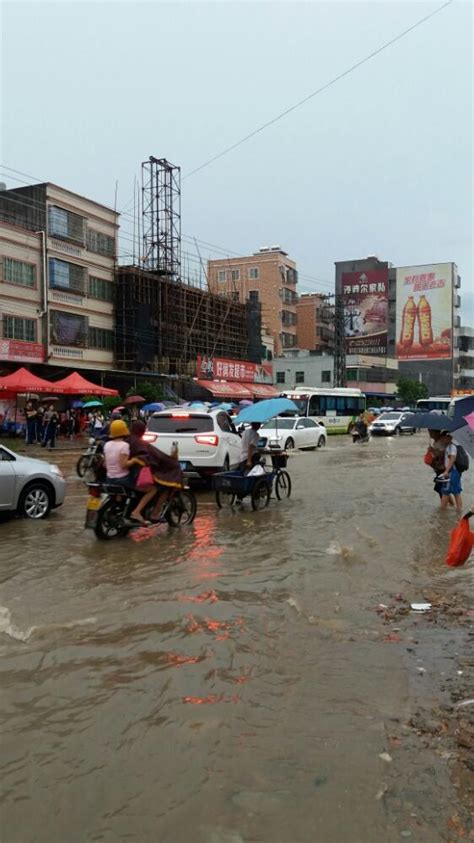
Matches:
[0,435,472,843]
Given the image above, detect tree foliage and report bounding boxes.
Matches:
[126,381,165,403]
[396,377,429,405]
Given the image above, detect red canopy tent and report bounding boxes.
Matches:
[51,371,119,396]
[0,367,61,394]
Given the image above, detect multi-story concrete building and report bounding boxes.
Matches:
[208,246,298,356]
[0,182,118,373]
[296,293,334,353]
[335,255,463,396]
[455,325,474,392]
[273,349,398,400]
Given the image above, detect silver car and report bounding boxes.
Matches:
[0,444,66,519]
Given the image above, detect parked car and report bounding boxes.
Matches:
[258,417,327,450]
[144,409,241,478]
[0,444,66,519]
[368,412,417,436]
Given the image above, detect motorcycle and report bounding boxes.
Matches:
[76,437,105,482]
[85,481,197,540]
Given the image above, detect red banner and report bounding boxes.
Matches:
[0,340,45,363]
[197,355,272,383]
[342,269,388,355]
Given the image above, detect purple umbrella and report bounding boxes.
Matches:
[239,399,253,407]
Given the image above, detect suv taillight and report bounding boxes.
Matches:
[194,434,219,446]
[143,433,158,443]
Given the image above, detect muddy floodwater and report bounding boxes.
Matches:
[0,435,472,843]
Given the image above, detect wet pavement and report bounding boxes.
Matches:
[0,435,472,843]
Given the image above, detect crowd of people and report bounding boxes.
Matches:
[24,401,81,449]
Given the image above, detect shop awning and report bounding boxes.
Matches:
[51,371,119,396]
[196,379,253,400]
[251,383,280,399]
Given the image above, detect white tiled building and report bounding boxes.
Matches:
[0,182,119,372]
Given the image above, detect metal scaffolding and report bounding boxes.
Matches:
[115,266,261,375]
[141,157,181,278]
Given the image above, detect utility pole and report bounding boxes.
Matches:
[333,291,346,387]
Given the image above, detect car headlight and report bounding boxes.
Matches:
[50,465,64,479]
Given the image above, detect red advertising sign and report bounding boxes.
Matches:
[197,355,272,383]
[342,269,388,355]
[0,340,45,363]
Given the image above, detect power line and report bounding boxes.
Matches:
[183,0,454,180]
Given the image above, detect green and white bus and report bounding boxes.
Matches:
[279,387,366,433]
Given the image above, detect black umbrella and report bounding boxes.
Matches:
[404,396,474,433]
[403,412,464,432]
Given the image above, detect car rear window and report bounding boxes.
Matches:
[147,414,213,434]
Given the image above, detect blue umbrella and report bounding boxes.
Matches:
[234,397,298,425]
[216,402,234,411]
[82,400,103,409]
[142,402,165,412]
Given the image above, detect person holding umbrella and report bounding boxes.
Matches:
[438,431,463,513]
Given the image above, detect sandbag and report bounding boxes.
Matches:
[446,515,474,567]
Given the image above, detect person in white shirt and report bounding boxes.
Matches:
[240,422,261,469]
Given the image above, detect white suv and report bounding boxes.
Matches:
[144,409,242,478]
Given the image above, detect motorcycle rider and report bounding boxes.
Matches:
[103,419,158,526]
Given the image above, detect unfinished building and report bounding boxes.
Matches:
[115,157,261,375]
[115,265,261,375]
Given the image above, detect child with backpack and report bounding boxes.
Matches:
[438,430,469,514]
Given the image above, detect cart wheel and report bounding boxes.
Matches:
[216,489,236,508]
[275,470,292,500]
[251,478,270,511]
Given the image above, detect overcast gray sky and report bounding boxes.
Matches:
[1,0,473,319]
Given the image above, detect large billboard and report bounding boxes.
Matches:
[342,269,388,355]
[396,263,453,361]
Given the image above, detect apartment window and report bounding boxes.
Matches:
[248,290,259,303]
[282,333,297,348]
[217,270,226,283]
[3,257,35,288]
[86,228,115,258]
[276,371,286,384]
[50,310,88,347]
[248,267,259,280]
[321,370,331,383]
[89,276,114,302]
[281,310,297,326]
[295,371,305,384]
[3,315,36,343]
[48,205,85,244]
[89,326,114,351]
[49,258,86,294]
[231,269,240,282]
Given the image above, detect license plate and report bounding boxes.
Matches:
[86,496,101,510]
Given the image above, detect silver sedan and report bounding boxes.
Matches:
[0,444,66,519]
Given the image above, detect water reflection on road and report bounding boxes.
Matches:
[0,435,471,843]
